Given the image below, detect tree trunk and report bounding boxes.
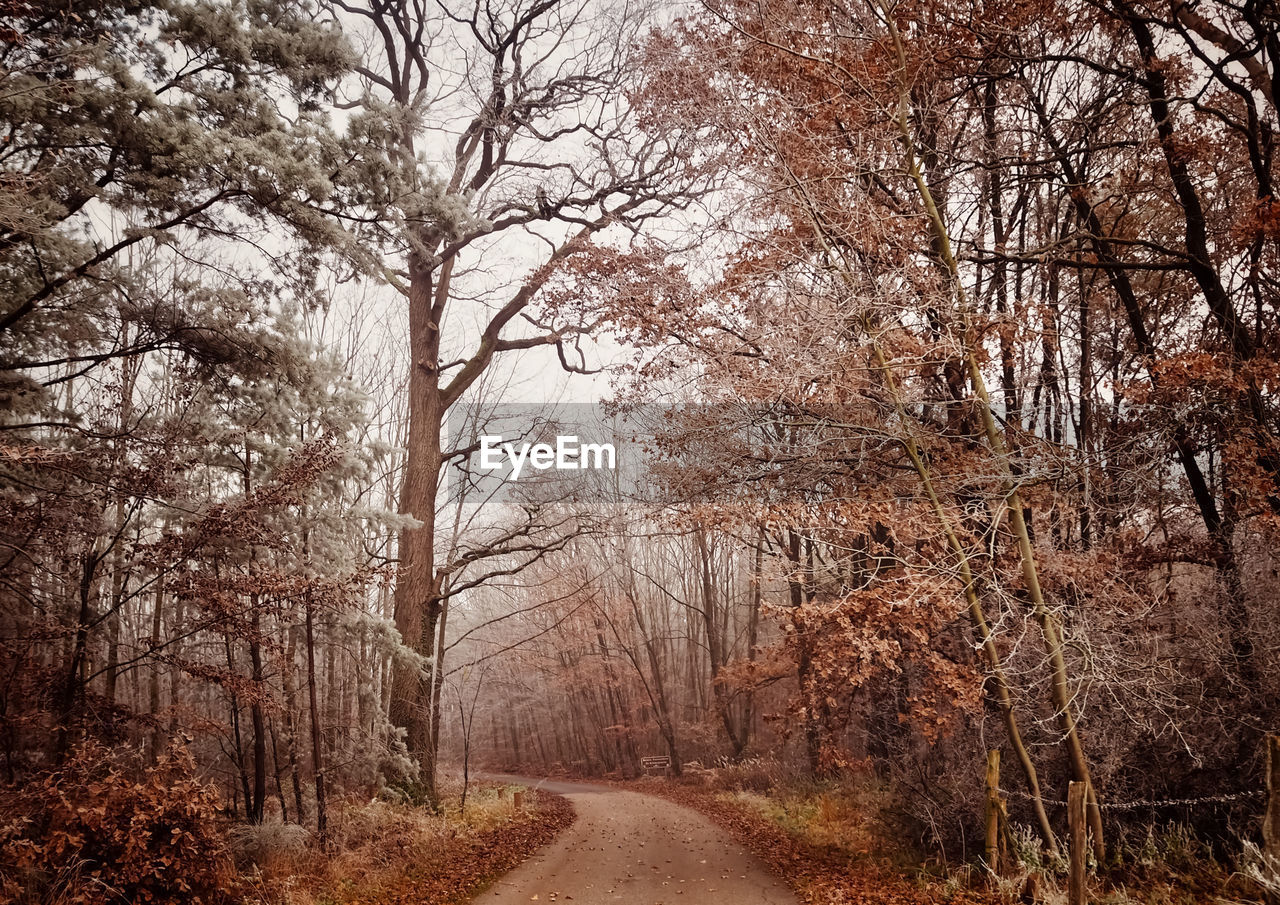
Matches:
[148,582,164,762]
[388,253,448,807]
[695,528,741,757]
[878,11,1101,850]
[249,606,266,824]
[224,636,252,820]
[305,596,327,843]
[282,624,307,823]
[270,718,289,823]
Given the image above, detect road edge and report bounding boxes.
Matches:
[445,788,576,905]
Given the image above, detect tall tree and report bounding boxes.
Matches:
[326,0,704,801]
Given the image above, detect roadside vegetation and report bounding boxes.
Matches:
[622,762,1268,905]
[1,757,567,905]
[3,0,1279,903]
[235,778,570,905]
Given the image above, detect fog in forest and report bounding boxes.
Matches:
[2,0,1279,903]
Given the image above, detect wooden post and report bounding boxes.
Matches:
[1265,734,1280,859]
[1089,787,1105,864]
[984,750,1001,876]
[513,790,524,810]
[1068,781,1088,905]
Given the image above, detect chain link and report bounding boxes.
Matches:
[997,787,1265,809]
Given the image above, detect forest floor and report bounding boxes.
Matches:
[237,782,573,905]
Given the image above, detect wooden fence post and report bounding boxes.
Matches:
[513,790,524,810]
[1265,735,1280,905]
[1068,781,1087,905]
[984,750,1001,876]
[1265,734,1280,860]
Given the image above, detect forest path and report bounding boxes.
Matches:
[475,776,798,905]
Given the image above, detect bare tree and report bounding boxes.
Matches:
[324,0,704,801]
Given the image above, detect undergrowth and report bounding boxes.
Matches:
[0,748,569,905]
[237,780,567,905]
[667,761,1271,905]
[0,740,234,905]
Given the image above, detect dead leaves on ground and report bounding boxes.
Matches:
[647,784,998,905]
[328,790,574,905]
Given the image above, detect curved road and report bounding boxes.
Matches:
[478,777,797,905]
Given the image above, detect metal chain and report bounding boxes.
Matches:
[998,787,1265,809]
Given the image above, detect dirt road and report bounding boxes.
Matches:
[478,777,797,905]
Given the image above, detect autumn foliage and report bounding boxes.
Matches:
[2,0,1280,899]
[0,741,233,905]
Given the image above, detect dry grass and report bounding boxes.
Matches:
[236,798,449,905]
[976,819,1262,905]
[714,778,1264,905]
[236,782,571,905]
[637,773,998,904]
[726,786,888,859]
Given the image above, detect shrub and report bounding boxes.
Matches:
[0,740,234,905]
[709,756,788,793]
[228,819,311,876]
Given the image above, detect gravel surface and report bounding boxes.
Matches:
[478,777,798,905]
